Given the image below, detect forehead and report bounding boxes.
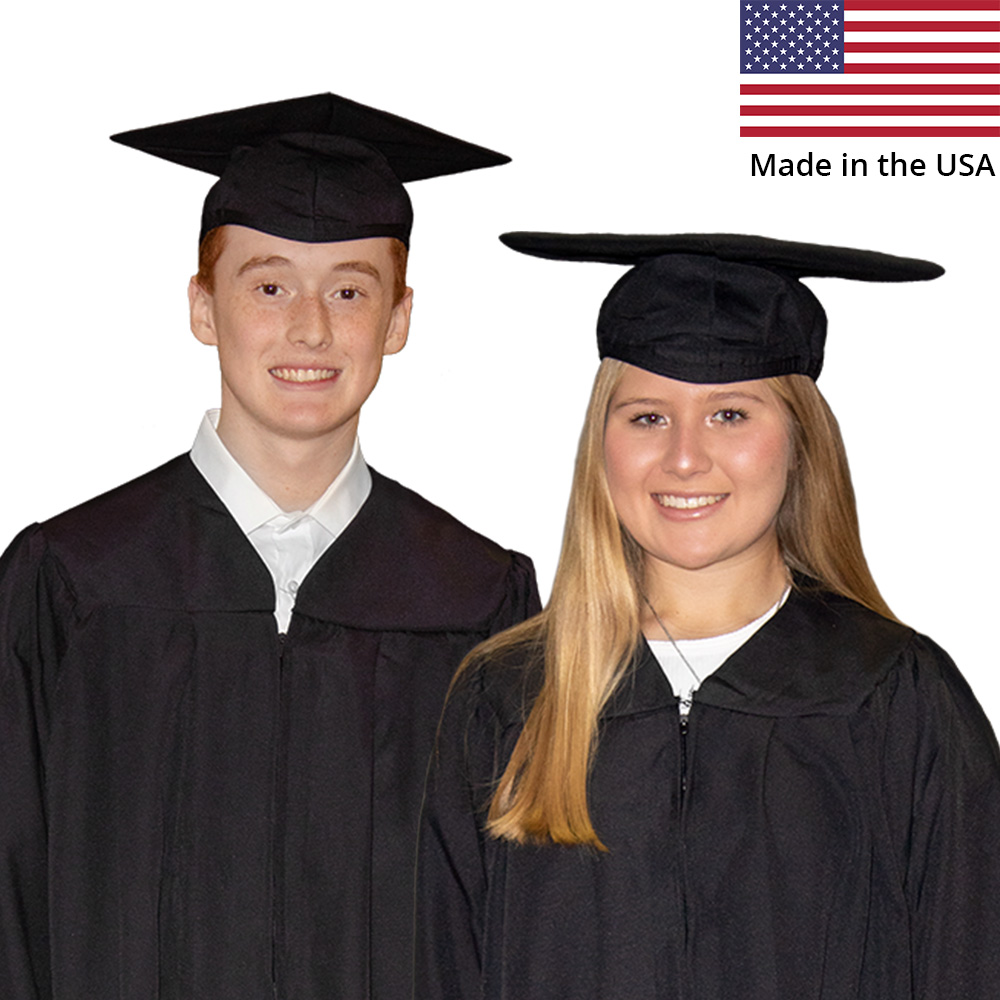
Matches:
[612,363,780,404]
[217,225,395,273]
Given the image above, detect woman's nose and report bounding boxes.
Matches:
[659,422,712,478]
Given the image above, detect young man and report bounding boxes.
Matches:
[0,94,539,1000]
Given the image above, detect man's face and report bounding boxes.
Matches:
[189,225,411,455]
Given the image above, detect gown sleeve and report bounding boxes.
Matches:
[414,546,537,1000]
[1,526,66,1000]
[876,633,1000,998]
[491,551,542,633]
[414,664,504,1000]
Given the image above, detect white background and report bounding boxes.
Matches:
[2,3,997,727]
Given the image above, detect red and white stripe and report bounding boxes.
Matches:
[740,2,1000,138]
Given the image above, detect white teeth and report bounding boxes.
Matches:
[270,368,338,383]
[654,494,726,509]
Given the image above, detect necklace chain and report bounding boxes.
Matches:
[642,583,792,710]
[642,594,703,687]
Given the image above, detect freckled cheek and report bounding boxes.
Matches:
[221,292,274,323]
[323,307,389,346]
[331,332,387,370]
[217,308,284,349]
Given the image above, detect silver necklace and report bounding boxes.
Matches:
[643,594,702,715]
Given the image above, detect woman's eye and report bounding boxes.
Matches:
[631,413,666,427]
[712,408,748,424]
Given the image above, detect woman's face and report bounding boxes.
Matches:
[603,364,793,578]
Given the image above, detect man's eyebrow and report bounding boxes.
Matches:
[234,256,384,283]
[236,255,293,276]
[332,260,383,283]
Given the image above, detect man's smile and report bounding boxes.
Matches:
[268,367,340,383]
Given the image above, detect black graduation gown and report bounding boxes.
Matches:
[416,585,1000,1000]
[0,455,540,1000]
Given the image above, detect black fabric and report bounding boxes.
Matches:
[599,254,827,381]
[416,585,1000,999]
[111,93,511,245]
[0,456,540,1000]
[201,135,415,247]
[499,232,944,383]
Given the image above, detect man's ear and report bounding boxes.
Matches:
[188,277,219,346]
[383,287,413,356]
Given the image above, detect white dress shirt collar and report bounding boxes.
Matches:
[189,409,372,536]
[189,410,372,632]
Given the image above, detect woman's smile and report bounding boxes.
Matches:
[604,365,792,575]
[652,491,728,512]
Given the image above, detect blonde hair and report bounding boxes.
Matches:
[769,374,893,617]
[469,359,894,849]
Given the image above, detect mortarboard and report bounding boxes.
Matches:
[499,233,944,383]
[111,93,511,247]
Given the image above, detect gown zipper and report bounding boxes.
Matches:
[678,700,693,999]
[679,700,691,796]
[271,630,288,997]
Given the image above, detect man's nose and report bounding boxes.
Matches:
[287,294,332,349]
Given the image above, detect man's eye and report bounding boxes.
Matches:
[258,283,281,296]
[336,287,361,301]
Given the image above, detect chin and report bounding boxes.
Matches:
[273,405,355,435]
[662,555,731,573]
[643,534,770,573]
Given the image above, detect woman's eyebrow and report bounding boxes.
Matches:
[611,396,667,410]
[705,390,766,404]
[612,391,767,410]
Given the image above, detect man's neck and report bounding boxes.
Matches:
[215,414,356,512]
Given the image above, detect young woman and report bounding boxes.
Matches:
[415,234,1000,1000]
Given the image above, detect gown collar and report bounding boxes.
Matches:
[169,455,518,630]
[604,582,914,719]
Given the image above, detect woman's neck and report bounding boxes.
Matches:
[641,547,791,641]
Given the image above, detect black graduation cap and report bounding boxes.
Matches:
[499,233,944,383]
[111,93,511,247]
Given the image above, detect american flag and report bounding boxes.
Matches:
[740,1,1000,137]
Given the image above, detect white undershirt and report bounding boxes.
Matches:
[649,588,790,714]
[189,410,372,632]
